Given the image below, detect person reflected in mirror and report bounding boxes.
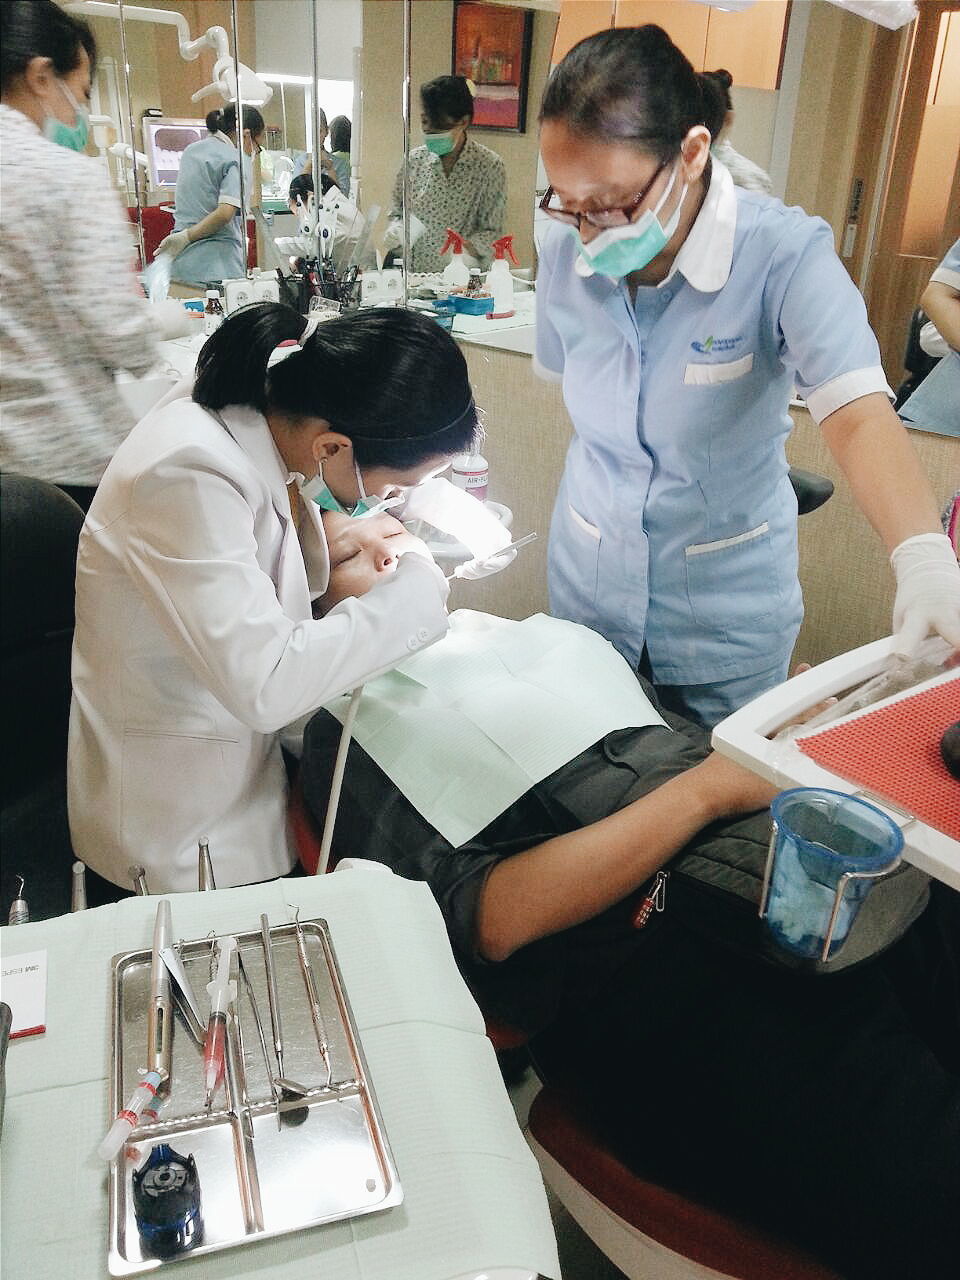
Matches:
[0,0,193,508]
[899,238,960,438]
[300,509,960,1280]
[388,75,506,272]
[300,107,342,192]
[328,114,351,194]
[535,25,960,728]
[157,102,265,287]
[699,68,772,194]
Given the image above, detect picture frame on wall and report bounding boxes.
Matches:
[452,1,534,133]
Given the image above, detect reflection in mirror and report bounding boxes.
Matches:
[391,0,560,283]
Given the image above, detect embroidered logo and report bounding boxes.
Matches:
[690,334,743,354]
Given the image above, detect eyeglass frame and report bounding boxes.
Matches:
[539,158,670,231]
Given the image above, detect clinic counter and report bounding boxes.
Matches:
[0,870,559,1280]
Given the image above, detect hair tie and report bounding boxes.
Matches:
[299,315,321,346]
[465,78,477,97]
[266,315,324,369]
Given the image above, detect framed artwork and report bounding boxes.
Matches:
[452,1,534,133]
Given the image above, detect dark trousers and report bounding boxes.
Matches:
[532,881,960,1280]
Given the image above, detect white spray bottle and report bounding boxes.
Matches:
[487,234,519,318]
[440,228,470,289]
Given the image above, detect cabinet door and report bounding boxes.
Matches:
[704,1,789,90]
[613,2,709,70]
[552,0,615,65]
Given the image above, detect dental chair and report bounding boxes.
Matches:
[1,474,85,921]
[289,778,841,1280]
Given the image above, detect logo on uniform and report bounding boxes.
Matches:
[691,335,743,354]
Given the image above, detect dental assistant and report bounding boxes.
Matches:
[157,103,264,286]
[68,302,489,895]
[535,26,960,727]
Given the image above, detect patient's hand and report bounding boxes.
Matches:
[689,752,779,823]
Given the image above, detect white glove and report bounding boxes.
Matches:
[452,547,518,580]
[149,297,200,340]
[396,541,450,605]
[891,533,960,656]
[155,228,190,259]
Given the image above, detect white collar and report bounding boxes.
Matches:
[661,159,736,293]
[214,130,236,149]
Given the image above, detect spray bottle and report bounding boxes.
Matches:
[487,234,519,318]
[440,228,470,289]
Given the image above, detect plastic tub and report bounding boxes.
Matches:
[448,293,494,316]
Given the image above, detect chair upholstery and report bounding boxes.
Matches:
[1,474,86,920]
[526,1086,842,1280]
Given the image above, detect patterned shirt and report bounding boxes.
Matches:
[390,137,506,272]
[1,105,160,485]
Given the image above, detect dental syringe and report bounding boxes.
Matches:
[447,532,538,581]
[203,936,237,1110]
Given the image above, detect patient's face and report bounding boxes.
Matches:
[319,510,423,611]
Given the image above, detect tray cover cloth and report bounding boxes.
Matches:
[0,873,559,1280]
[796,677,960,840]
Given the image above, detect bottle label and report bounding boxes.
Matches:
[452,469,488,502]
[203,314,223,337]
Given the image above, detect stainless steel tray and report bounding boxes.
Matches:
[106,918,402,1275]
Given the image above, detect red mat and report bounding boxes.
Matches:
[796,678,960,840]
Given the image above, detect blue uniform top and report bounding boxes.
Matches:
[899,237,960,437]
[535,161,889,687]
[170,133,251,285]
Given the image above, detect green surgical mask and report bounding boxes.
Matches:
[424,129,455,157]
[301,461,404,520]
[43,79,89,152]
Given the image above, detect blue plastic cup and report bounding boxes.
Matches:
[763,788,904,961]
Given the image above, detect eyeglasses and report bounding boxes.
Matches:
[539,160,668,230]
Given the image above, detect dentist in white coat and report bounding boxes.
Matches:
[68,303,507,895]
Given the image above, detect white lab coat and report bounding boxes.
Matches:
[67,394,449,893]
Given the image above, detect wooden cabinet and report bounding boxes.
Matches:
[552,0,788,90]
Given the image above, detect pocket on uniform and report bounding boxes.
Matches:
[120,731,238,858]
[553,501,602,609]
[683,352,754,386]
[683,521,782,630]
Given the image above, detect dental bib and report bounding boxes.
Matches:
[322,611,668,847]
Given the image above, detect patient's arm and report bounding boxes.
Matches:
[920,280,960,353]
[477,752,776,963]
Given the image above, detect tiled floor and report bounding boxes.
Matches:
[509,1068,629,1280]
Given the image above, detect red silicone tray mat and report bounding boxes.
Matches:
[796,678,960,840]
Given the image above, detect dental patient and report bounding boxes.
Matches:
[300,510,960,1280]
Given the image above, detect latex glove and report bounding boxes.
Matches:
[149,297,200,340]
[155,228,190,259]
[451,547,518,580]
[396,540,450,605]
[890,533,960,656]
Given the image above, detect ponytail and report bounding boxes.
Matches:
[699,68,733,141]
[205,108,223,134]
[205,101,265,139]
[193,302,304,413]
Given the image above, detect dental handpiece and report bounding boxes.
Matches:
[147,901,174,1099]
[98,1068,166,1161]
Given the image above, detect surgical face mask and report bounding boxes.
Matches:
[424,129,456,157]
[575,163,687,280]
[301,460,405,520]
[43,78,89,152]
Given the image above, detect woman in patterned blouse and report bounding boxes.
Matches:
[390,75,506,273]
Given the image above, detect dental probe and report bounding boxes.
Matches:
[293,911,333,1087]
[148,902,174,1100]
[260,914,285,1080]
[447,531,539,580]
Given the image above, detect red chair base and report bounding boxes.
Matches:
[527,1086,842,1280]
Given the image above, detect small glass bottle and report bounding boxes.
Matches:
[203,289,224,336]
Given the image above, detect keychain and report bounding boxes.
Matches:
[632,870,669,930]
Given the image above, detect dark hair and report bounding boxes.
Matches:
[420,75,474,128]
[699,69,733,141]
[1,0,96,93]
[288,173,314,204]
[194,303,479,468]
[540,25,705,163]
[329,115,351,153]
[205,102,265,139]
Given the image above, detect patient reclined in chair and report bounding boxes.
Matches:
[299,510,960,1280]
